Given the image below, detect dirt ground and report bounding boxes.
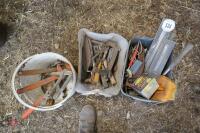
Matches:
[0,0,200,132]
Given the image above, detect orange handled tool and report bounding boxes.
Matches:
[17,76,58,94]
[21,95,45,119]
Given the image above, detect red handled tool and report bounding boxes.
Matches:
[128,45,139,68]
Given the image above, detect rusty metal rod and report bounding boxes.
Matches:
[17,76,58,94]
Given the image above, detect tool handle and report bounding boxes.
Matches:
[128,46,139,67]
[17,76,58,94]
[21,95,44,120]
[163,44,193,75]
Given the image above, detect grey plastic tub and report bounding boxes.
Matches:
[121,36,174,103]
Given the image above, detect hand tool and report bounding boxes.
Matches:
[103,60,108,68]
[56,64,63,72]
[17,76,58,94]
[102,47,109,60]
[106,41,120,51]
[64,63,72,71]
[110,75,117,85]
[163,44,193,75]
[21,95,45,119]
[18,68,57,76]
[128,42,140,68]
[92,62,102,84]
[53,74,72,99]
[18,63,71,76]
[145,19,175,72]
[107,47,119,70]
[85,37,94,72]
[47,70,65,99]
[50,70,72,76]
[148,40,175,77]
[21,80,57,119]
[92,45,99,54]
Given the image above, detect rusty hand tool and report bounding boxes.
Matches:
[85,37,94,71]
[102,47,109,60]
[21,80,55,119]
[107,47,119,71]
[63,63,72,71]
[47,70,65,99]
[50,70,72,76]
[18,68,58,76]
[53,74,72,99]
[21,72,66,119]
[17,76,58,94]
[54,62,71,71]
[56,64,63,72]
[21,95,45,119]
[91,40,120,50]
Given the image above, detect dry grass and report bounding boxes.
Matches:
[0,0,200,132]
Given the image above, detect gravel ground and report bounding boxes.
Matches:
[0,0,200,132]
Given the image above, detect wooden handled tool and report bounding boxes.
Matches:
[17,76,58,94]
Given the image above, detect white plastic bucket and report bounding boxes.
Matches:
[11,52,76,111]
